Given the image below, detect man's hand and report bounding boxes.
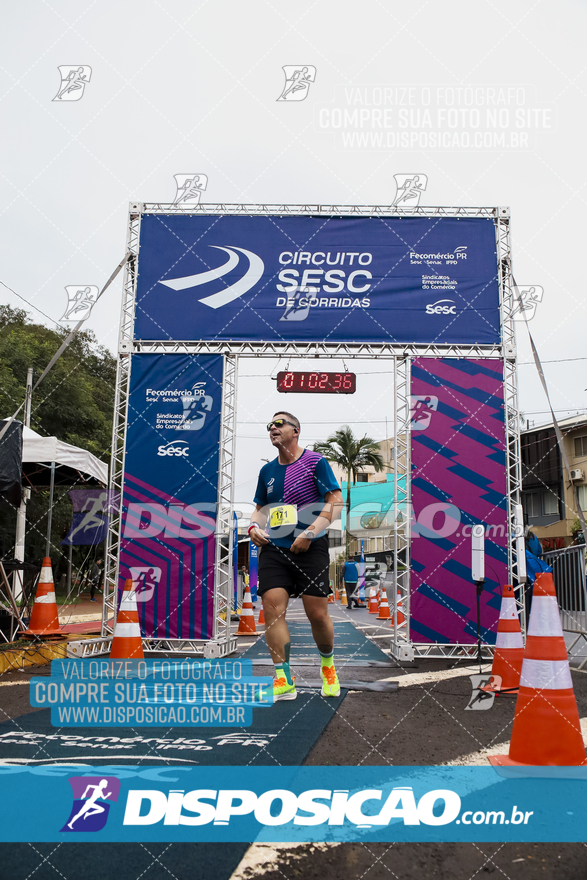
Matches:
[290,535,312,554]
[249,526,269,547]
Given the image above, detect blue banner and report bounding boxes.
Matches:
[249,542,258,602]
[120,353,223,640]
[134,215,500,344]
[0,765,586,842]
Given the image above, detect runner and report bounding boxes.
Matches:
[249,412,343,702]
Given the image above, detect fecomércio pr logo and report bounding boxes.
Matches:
[61,776,120,833]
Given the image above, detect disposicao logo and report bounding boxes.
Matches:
[160,246,264,309]
[61,776,120,832]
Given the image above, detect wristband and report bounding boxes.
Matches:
[248,522,260,535]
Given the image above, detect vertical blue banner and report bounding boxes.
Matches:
[359,540,365,602]
[233,511,239,610]
[120,354,223,640]
[249,541,258,602]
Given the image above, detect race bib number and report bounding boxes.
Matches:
[269,505,298,528]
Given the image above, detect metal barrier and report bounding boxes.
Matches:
[543,544,587,667]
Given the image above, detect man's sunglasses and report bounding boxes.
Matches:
[267,419,298,432]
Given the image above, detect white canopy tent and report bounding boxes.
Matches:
[12,426,108,601]
[22,426,107,485]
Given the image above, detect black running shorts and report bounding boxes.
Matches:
[258,536,330,598]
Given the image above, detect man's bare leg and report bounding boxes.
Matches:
[262,588,290,662]
[302,594,340,697]
[301,595,334,654]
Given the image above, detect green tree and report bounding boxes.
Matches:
[0,306,116,575]
[313,425,384,554]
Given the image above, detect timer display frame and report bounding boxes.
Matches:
[276,371,356,394]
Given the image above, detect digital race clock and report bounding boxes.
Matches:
[276,371,356,394]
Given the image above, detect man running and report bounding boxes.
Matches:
[249,412,343,702]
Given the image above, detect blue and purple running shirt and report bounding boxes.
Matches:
[253,449,340,548]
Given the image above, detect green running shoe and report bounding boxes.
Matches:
[321,664,341,697]
[273,674,297,701]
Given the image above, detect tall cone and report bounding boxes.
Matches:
[485,585,524,694]
[368,585,379,614]
[258,606,265,624]
[334,585,340,601]
[490,572,586,766]
[377,586,391,620]
[340,585,348,607]
[237,583,259,636]
[22,557,62,638]
[110,578,144,659]
[389,589,405,627]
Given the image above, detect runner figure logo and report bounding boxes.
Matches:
[279,285,318,323]
[62,490,119,546]
[60,286,99,322]
[53,66,92,102]
[61,777,120,832]
[173,174,208,206]
[465,674,501,710]
[277,66,316,102]
[392,174,428,207]
[409,395,438,431]
[129,566,162,602]
[513,285,543,322]
[179,393,213,430]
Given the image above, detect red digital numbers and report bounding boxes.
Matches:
[276,371,356,394]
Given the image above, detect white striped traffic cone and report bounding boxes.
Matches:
[22,557,62,638]
[110,578,144,659]
[489,572,586,766]
[377,586,391,620]
[484,584,524,694]
[368,585,379,614]
[237,583,259,636]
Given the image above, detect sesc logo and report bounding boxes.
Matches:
[425,299,456,316]
[157,441,189,458]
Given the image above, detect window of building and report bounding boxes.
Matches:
[542,491,559,516]
[574,435,587,458]
[355,473,369,483]
[524,492,541,518]
[578,484,587,514]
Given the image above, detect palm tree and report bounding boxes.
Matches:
[314,426,385,554]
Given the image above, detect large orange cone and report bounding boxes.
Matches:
[110,578,144,659]
[484,585,524,694]
[340,585,348,607]
[236,584,259,636]
[22,557,62,638]
[390,589,405,627]
[490,572,586,766]
[335,585,340,601]
[258,606,266,625]
[368,585,379,614]
[377,586,391,620]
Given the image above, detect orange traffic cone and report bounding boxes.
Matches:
[237,584,259,636]
[489,572,586,766]
[484,585,524,694]
[258,606,265,625]
[377,586,391,620]
[335,585,340,601]
[110,578,144,659]
[368,585,379,614]
[340,585,348,607]
[328,591,335,604]
[22,557,62,638]
[390,589,405,626]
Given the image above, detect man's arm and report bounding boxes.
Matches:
[249,504,269,546]
[290,489,343,554]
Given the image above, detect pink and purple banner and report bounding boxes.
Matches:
[119,354,223,640]
[410,358,508,645]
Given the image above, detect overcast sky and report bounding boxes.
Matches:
[1,0,585,496]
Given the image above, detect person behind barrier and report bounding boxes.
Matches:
[343,558,360,609]
[249,412,343,702]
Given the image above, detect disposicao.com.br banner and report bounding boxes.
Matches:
[0,766,585,843]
